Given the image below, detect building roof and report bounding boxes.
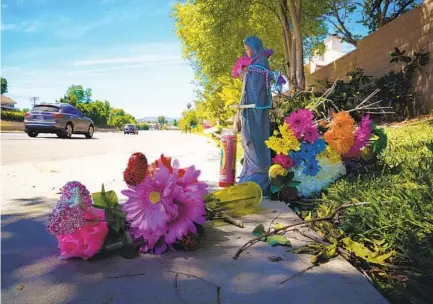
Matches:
[1,95,16,105]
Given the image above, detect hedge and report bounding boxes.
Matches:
[1,110,24,122]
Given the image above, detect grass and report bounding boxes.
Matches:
[297,116,433,304]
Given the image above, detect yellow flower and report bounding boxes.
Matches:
[318,146,342,164]
[265,123,300,155]
[269,164,288,178]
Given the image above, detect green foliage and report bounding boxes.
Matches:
[108,108,136,129]
[137,123,150,130]
[251,223,291,247]
[1,77,8,94]
[64,84,92,105]
[299,118,433,303]
[179,108,199,132]
[157,116,167,125]
[376,48,430,117]
[92,184,125,233]
[76,100,111,127]
[1,110,24,121]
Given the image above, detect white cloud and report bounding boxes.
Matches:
[73,54,181,66]
[1,23,16,31]
[66,59,184,75]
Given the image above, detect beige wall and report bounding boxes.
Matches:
[307,0,433,113]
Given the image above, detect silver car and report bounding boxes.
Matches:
[24,103,95,139]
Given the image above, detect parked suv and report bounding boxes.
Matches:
[124,124,138,135]
[24,103,95,139]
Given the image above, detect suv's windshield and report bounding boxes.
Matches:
[125,124,135,127]
[31,105,60,113]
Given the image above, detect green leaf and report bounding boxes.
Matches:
[266,235,291,247]
[286,171,294,180]
[342,237,394,265]
[270,185,280,194]
[287,181,301,187]
[252,223,266,237]
[92,184,119,209]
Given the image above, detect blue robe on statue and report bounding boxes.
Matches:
[238,36,273,195]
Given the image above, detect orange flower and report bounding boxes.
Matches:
[330,111,355,132]
[324,129,355,154]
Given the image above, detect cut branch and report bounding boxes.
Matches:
[232,202,370,259]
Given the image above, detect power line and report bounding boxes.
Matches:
[29,96,39,107]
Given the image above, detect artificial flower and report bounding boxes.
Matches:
[123,152,148,186]
[318,146,342,164]
[344,114,373,158]
[148,154,187,178]
[324,129,355,154]
[272,154,294,169]
[330,111,355,132]
[174,161,208,198]
[313,138,327,154]
[303,125,319,143]
[56,207,108,260]
[60,181,93,208]
[121,163,180,250]
[165,194,206,245]
[294,157,346,197]
[285,109,315,139]
[232,54,251,78]
[302,157,321,176]
[269,164,288,178]
[265,123,300,155]
[47,201,86,235]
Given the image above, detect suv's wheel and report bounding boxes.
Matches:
[85,125,94,139]
[27,130,38,138]
[63,123,73,139]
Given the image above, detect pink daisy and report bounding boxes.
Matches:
[303,125,320,143]
[285,109,315,139]
[121,164,180,244]
[165,193,206,245]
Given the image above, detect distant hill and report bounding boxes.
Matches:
[137,117,179,123]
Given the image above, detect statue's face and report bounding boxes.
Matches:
[244,44,253,58]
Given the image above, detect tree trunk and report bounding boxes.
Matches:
[277,0,295,90]
[287,0,305,90]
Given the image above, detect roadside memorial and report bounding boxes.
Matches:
[46,154,263,260]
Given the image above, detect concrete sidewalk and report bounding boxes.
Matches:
[2,197,387,304]
[1,132,388,304]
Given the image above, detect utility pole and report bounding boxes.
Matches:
[29,96,39,107]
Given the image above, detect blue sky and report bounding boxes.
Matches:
[1,0,194,118]
[1,0,371,118]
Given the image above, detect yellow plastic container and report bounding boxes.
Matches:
[213,181,263,207]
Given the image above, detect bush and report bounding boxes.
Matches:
[297,118,433,304]
[137,123,149,130]
[1,110,24,122]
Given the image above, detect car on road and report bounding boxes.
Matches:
[124,124,139,135]
[24,103,95,139]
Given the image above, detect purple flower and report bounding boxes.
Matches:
[276,75,287,86]
[285,109,315,139]
[121,163,180,252]
[264,49,274,58]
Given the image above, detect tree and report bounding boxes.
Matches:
[108,108,136,129]
[173,119,178,127]
[179,109,199,132]
[326,0,421,46]
[186,102,192,110]
[158,116,167,125]
[64,85,92,106]
[172,0,328,91]
[1,77,8,94]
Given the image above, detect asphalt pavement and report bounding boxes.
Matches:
[1,131,388,304]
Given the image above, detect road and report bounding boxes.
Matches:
[1,131,387,304]
[1,131,220,204]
